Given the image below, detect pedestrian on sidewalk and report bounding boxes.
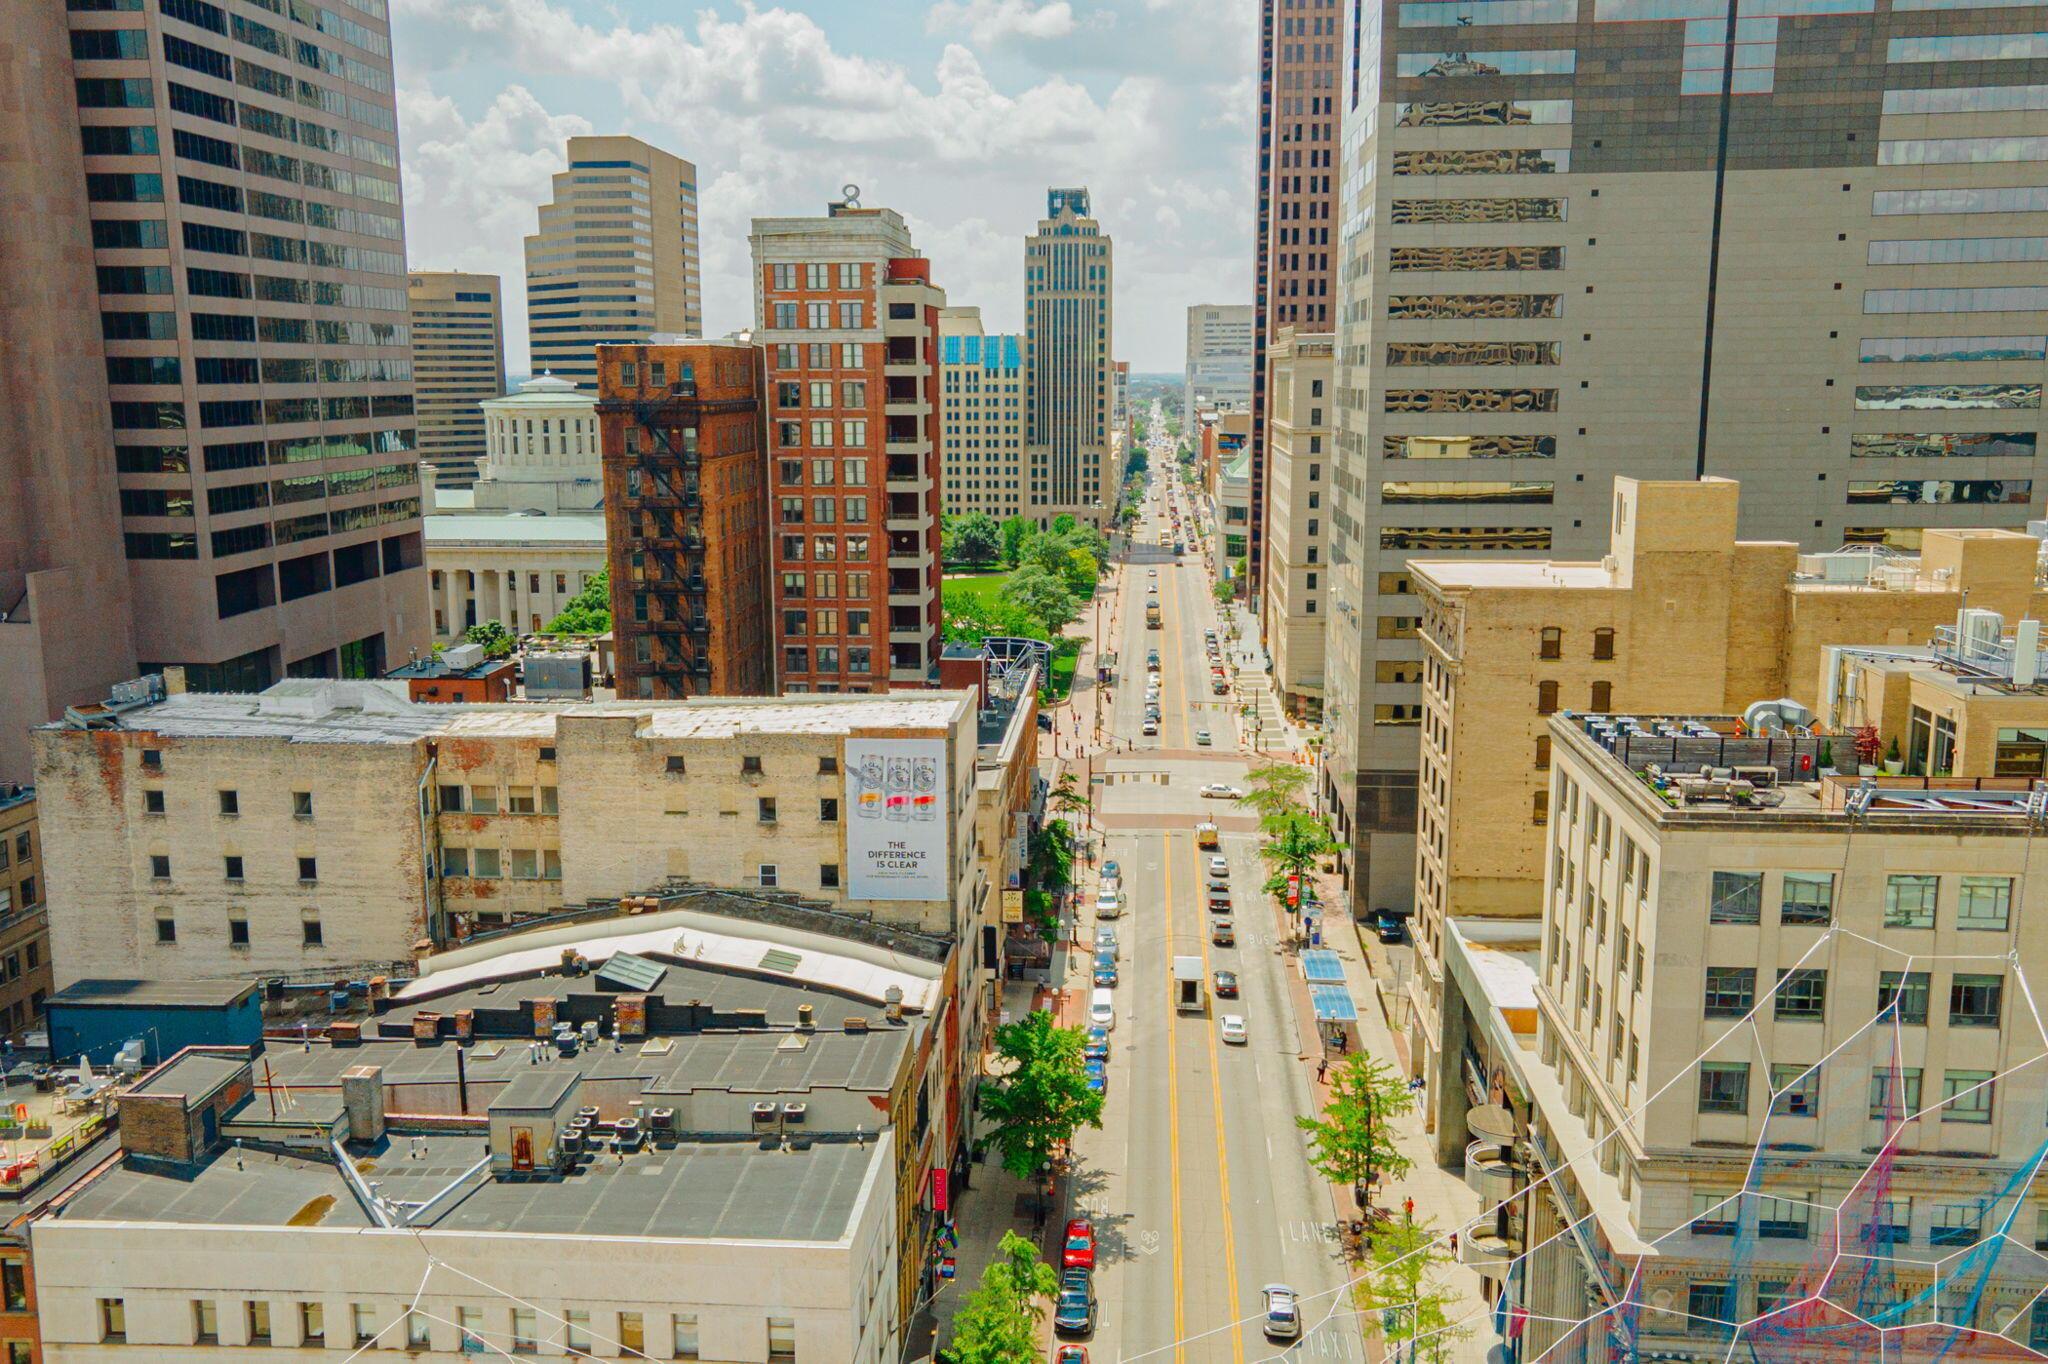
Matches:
[1316,1057,1328,1082]
[1404,1195,1415,1222]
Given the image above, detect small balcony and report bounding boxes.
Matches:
[1464,1140,1523,1205]
[1457,1224,1516,1280]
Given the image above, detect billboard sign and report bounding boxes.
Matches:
[846,738,951,901]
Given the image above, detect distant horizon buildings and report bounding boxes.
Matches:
[1025,187,1115,529]
[408,271,505,491]
[524,135,702,389]
[1184,303,1255,430]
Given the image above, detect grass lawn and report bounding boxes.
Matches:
[941,570,1010,609]
[1045,652,1077,700]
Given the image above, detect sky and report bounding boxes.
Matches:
[391,0,1258,376]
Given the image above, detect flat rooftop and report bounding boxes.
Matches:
[421,514,606,546]
[59,1130,883,1243]
[130,1051,247,1099]
[49,978,255,1010]
[1410,560,1618,591]
[50,681,972,746]
[1560,712,2048,826]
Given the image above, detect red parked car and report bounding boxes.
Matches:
[1055,1348,1090,1364]
[1061,1218,1096,1270]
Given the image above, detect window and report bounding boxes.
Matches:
[1536,680,1559,715]
[620,1310,646,1356]
[1709,871,1762,924]
[565,1309,591,1352]
[298,855,317,882]
[247,1300,271,1343]
[1957,876,2011,930]
[1686,1282,1733,1338]
[457,1307,483,1351]
[1756,1195,1811,1240]
[1691,1190,1738,1235]
[407,1310,430,1347]
[759,797,778,824]
[229,917,249,946]
[820,797,839,822]
[1592,628,1614,660]
[768,1316,797,1363]
[1870,1066,1923,1120]
[1950,973,2003,1027]
[156,914,176,943]
[1933,1203,1983,1248]
[1780,873,1833,925]
[474,848,500,877]
[1943,1069,1994,1123]
[1699,1062,1749,1114]
[218,789,239,816]
[150,853,171,879]
[1884,874,1937,928]
[1771,1063,1821,1117]
[674,1313,700,1359]
[100,1299,126,1342]
[292,790,313,818]
[512,1307,537,1352]
[438,784,464,812]
[224,855,244,882]
[509,849,538,879]
[1535,735,1551,770]
[1539,626,1561,659]
[665,756,686,775]
[507,786,536,815]
[1878,970,1930,1024]
[144,789,165,815]
[441,846,470,877]
[469,785,497,814]
[353,1303,378,1346]
[302,912,322,947]
[193,1299,219,1343]
[1775,969,1827,1022]
[759,864,779,888]
[821,864,841,889]
[1703,967,1755,1018]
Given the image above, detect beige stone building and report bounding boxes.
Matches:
[1260,329,1333,718]
[424,518,606,641]
[938,309,1027,522]
[1024,188,1114,529]
[34,682,996,984]
[407,272,505,491]
[1406,477,2048,1146]
[1184,303,1254,431]
[0,785,51,1041]
[1461,714,2048,1359]
[525,136,702,389]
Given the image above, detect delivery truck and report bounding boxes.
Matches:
[1174,955,1206,1012]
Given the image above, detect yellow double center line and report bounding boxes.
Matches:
[1163,833,1187,1363]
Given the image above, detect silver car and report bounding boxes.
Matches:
[1262,1284,1301,1340]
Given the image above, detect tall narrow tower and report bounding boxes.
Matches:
[524,136,701,388]
[1024,188,1114,529]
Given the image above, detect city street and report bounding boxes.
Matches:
[1061,426,1366,1364]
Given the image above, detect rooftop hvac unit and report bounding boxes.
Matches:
[781,1103,807,1125]
[558,1129,585,1156]
[440,642,486,671]
[649,1107,677,1132]
[1962,608,2005,658]
[751,1102,780,1129]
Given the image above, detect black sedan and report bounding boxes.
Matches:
[1213,969,1239,997]
[1054,1282,1097,1336]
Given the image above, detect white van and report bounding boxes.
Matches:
[1090,988,1116,1031]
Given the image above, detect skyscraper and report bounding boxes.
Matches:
[1025,187,1114,529]
[1184,303,1255,429]
[408,271,505,491]
[751,199,945,692]
[1325,0,2048,913]
[63,0,428,694]
[938,308,1028,522]
[1250,1,1348,599]
[525,136,701,388]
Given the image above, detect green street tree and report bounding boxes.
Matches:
[543,568,611,636]
[1243,762,1312,823]
[1001,565,1079,636]
[1047,772,1090,822]
[1029,817,1075,891]
[946,1230,1061,1364]
[942,591,1038,645]
[999,516,1035,567]
[978,1010,1105,1180]
[1259,809,1337,877]
[1296,1051,1415,1206]
[1211,578,1236,606]
[953,513,1003,569]
[1355,1218,1469,1364]
[462,619,516,659]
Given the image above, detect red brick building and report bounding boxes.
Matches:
[596,341,773,698]
[749,202,944,693]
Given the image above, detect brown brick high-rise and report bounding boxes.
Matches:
[597,342,772,698]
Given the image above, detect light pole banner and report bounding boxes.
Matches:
[846,738,951,901]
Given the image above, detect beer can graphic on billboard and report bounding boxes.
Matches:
[912,757,938,821]
[886,757,913,822]
[854,756,885,819]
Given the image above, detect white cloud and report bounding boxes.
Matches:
[926,0,1076,45]
[391,0,1253,371]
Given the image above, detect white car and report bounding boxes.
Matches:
[1142,719,1158,735]
[1207,856,1229,878]
[1262,1285,1301,1341]
[1200,783,1242,799]
[1094,887,1123,920]
[1095,926,1119,959]
[1220,1015,1248,1045]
